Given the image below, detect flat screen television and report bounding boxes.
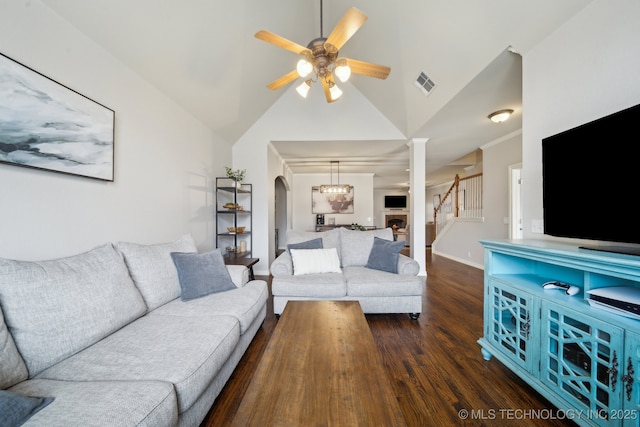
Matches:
[542,103,640,255]
[384,195,407,209]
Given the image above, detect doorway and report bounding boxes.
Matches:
[274,176,289,253]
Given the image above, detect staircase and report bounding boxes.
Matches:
[433,173,483,239]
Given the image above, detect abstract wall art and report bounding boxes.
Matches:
[0,52,115,181]
[311,186,354,214]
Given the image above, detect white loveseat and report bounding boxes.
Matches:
[0,235,268,427]
[270,227,424,319]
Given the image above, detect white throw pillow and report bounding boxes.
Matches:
[290,248,342,275]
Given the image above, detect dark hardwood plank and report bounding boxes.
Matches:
[202,250,575,427]
[231,301,406,426]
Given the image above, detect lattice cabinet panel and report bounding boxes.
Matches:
[541,301,624,426]
[485,280,535,373]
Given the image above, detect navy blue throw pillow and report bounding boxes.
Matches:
[287,237,323,254]
[0,390,54,426]
[365,237,406,274]
[171,250,236,300]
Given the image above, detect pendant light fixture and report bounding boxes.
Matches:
[319,161,351,194]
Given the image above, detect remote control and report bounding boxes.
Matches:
[542,281,580,296]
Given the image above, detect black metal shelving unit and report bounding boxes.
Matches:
[215,177,252,257]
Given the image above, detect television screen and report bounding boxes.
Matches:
[385,195,407,209]
[542,103,640,247]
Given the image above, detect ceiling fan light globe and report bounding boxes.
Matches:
[329,83,343,101]
[296,81,311,98]
[296,59,313,78]
[334,64,351,82]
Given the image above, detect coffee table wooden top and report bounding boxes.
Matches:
[231,300,407,426]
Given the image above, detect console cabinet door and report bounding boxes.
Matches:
[541,301,624,427]
[485,280,534,372]
[623,331,640,427]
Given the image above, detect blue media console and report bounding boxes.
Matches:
[478,239,640,427]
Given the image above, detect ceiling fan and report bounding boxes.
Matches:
[254,1,391,103]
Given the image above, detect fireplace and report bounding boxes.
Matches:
[385,214,407,229]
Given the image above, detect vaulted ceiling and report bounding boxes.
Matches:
[41,0,593,189]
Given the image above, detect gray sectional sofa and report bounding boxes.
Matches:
[270,227,424,319]
[0,235,268,427]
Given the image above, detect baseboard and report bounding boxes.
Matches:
[431,250,484,270]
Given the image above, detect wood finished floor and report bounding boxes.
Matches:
[202,249,575,426]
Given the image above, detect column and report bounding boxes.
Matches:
[408,138,427,276]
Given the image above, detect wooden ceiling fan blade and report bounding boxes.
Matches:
[325,7,367,51]
[345,58,391,80]
[267,70,299,90]
[255,30,312,56]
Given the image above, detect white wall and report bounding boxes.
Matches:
[481,133,522,241]
[291,173,374,232]
[521,0,640,245]
[432,135,521,267]
[0,1,230,259]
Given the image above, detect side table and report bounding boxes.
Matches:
[223,256,259,280]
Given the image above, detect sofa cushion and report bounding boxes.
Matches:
[287,229,340,257]
[171,250,236,300]
[271,273,347,298]
[153,280,268,334]
[0,390,54,427]
[365,237,406,274]
[116,234,197,310]
[343,266,424,297]
[339,228,394,267]
[0,244,147,376]
[226,264,250,287]
[290,248,341,275]
[0,305,28,389]
[10,379,177,427]
[397,254,421,276]
[36,313,240,414]
[287,237,323,253]
[269,251,294,277]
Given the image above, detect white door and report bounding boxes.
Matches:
[509,164,523,239]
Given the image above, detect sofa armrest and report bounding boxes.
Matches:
[270,251,293,276]
[226,265,249,287]
[397,254,420,275]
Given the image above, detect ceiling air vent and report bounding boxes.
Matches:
[414,71,436,96]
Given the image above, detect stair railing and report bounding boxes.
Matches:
[433,173,483,240]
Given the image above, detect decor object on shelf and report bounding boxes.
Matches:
[225,167,245,182]
[487,109,513,123]
[254,1,390,103]
[0,52,115,181]
[351,223,366,231]
[319,161,350,194]
[223,202,243,210]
